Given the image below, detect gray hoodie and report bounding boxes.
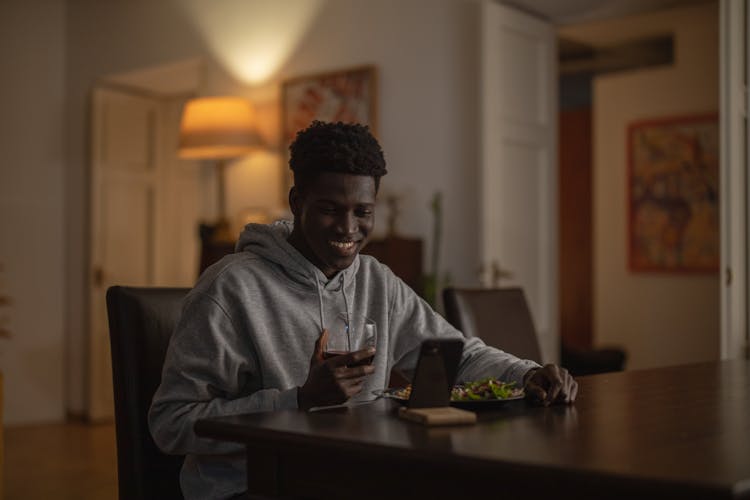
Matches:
[149,220,539,499]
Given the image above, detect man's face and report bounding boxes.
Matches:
[290,172,376,278]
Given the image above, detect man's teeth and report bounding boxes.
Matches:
[330,241,355,249]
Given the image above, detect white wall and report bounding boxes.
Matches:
[590,4,720,369]
[0,0,66,424]
[64,0,482,416]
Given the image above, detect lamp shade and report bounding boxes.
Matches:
[178,96,264,159]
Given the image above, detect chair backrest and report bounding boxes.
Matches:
[106,286,189,500]
[442,287,542,362]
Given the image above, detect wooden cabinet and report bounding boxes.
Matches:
[361,236,423,296]
[198,223,235,275]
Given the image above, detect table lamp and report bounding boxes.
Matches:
[178,96,264,242]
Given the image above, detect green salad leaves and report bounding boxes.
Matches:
[450,378,522,401]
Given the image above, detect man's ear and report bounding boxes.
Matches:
[289,186,300,217]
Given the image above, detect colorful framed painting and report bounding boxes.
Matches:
[280,65,378,192]
[627,113,719,273]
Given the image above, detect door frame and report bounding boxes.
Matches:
[719,0,749,360]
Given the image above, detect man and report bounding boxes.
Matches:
[149,121,577,499]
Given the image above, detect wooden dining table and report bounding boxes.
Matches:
[195,360,750,499]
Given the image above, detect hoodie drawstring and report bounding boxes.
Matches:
[314,274,351,348]
[340,274,351,351]
[315,277,326,333]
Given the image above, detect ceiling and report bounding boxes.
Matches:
[502,0,713,25]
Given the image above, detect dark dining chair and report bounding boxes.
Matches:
[442,287,542,362]
[106,286,189,500]
[442,286,625,375]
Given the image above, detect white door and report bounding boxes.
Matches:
[89,87,161,421]
[88,88,204,420]
[479,2,558,363]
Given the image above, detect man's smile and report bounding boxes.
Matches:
[329,240,359,255]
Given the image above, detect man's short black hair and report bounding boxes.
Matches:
[289,121,387,192]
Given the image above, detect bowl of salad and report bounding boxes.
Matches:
[376,377,524,409]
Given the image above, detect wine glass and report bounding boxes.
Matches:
[324,312,377,366]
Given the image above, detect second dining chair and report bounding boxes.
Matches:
[442,286,626,375]
[442,287,543,362]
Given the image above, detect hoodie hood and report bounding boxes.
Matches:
[235,220,360,332]
[235,220,360,291]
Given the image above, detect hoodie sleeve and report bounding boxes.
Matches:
[148,291,299,456]
[386,270,539,386]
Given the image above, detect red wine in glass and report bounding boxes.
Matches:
[323,350,375,367]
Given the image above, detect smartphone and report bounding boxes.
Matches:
[407,338,464,408]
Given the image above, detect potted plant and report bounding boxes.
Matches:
[423,192,451,310]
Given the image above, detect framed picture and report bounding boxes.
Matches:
[627,113,719,273]
[280,65,378,192]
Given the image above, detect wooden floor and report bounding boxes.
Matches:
[5,420,118,499]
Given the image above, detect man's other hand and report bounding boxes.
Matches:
[523,364,578,406]
[298,329,376,410]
